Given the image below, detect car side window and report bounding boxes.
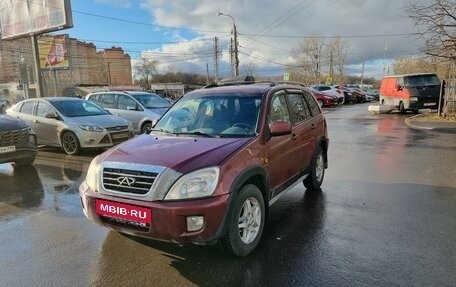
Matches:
[88,95,101,106]
[287,93,311,124]
[100,94,116,109]
[303,91,321,116]
[118,95,136,110]
[36,102,55,118]
[269,93,290,123]
[19,101,34,115]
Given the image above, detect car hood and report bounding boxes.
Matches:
[97,133,252,174]
[71,115,131,128]
[0,114,28,131]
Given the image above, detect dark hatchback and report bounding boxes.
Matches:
[0,109,37,166]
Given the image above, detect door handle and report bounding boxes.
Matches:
[291,133,297,141]
[311,124,316,129]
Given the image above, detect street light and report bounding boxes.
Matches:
[217,12,239,76]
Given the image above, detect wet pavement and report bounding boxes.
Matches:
[1,103,455,287]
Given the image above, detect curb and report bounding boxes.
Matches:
[405,114,434,130]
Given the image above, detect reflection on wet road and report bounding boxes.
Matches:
[1,104,455,287]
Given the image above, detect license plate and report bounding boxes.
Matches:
[96,199,152,224]
[112,132,129,139]
[0,145,16,154]
[424,103,435,106]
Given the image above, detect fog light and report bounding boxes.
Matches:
[28,134,36,145]
[84,139,95,144]
[186,216,204,232]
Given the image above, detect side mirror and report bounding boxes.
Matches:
[126,106,137,111]
[396,85,403,91]
[44,112,58,119]
[269,120,292,137]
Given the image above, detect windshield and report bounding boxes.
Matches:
[51,100,109,117]
[154,93,262,138]
[404,75,440,87]
[131,93,172,109]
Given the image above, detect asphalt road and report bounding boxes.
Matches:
[1,103,455,287]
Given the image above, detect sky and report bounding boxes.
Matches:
[65,0,430,80]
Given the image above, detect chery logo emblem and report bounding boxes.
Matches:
[117,176,136,186]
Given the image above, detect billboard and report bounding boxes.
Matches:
[0,0,73,40]
[38,34,70,70]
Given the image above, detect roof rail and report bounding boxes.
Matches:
[256,80,306,87]
[203,76,306,89]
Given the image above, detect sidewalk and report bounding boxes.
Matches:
[405,114,456,133]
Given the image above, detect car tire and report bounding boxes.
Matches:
[141,122,152,133]
[61,131,81,155]
[304,146,325,190]
[399,102,406,114]
[221,184,265,257]
[14,156,35,166]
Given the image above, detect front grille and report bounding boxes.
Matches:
[103,167,157,195]
[106,125,129,131]
[0,127,28,147]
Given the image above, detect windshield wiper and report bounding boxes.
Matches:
[175,131,217,138]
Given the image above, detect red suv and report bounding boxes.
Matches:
[79,77,329,256]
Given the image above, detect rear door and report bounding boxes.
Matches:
[286,91,317,170]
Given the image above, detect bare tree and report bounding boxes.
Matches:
[327,37,349,85]
[406,0,456,60]
[134,57,158,90]
[293,37,349,85]
[293,37,323,85]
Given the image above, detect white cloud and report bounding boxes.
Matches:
[136,0,432,79]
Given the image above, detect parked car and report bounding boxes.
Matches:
[0,108,37,165]
[334,85,357,104]
[311,88,338,107]
[79,76,329,257]
[85,91,172,133]
[7,97,134,155]
[312,85,344,104]
[345,87,366,103]
[362,88,380,101]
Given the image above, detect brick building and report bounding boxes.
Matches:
[0,34,132,101]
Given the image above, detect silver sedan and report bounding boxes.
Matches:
[7,97,134,155]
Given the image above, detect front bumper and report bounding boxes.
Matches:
[79,181,231,243]
[0,144,37,165]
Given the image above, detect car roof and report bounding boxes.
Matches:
[20,97,86,102]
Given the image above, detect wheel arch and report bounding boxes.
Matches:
[214,165,270,240]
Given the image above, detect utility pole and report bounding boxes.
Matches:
[214,37,219,82]
[360,59,365,88]
[217,12,239,76]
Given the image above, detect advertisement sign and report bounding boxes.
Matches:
[0,0,73,40]
[38,34,70,70]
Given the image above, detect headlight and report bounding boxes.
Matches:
[79,124,104,132]
[411,97,418,102]
[164,167,219,200]
[85,156,102,191]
